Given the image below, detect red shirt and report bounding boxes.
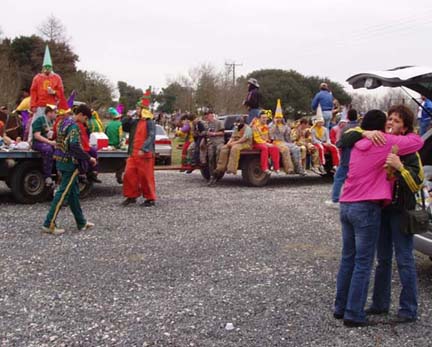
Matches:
[77,121,90,152]
[30,72,67,108]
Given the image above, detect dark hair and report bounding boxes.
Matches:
[299,117,309,125]
[45,105,56,114]
[360,109,386,131]
[387,104,414,134]
[180,115,188,121]
[75,104,92,118]
[347,109,358,122]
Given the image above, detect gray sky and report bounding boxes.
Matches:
[3,0,432,93]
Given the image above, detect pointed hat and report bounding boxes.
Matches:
[42,45,53,68]
[274,99,284,119]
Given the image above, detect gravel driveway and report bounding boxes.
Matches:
[0,171,431,347]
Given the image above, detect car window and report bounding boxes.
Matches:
[155,125,166,136]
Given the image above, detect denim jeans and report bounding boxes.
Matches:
[334,202,381,322]
[420,119,431,136]
[247,108,261,125]
[370,209,418,319]
[323,110,332,130]
[331,165,349,202]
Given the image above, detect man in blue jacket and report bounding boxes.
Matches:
[418,95,432,135]
[311,82,334,129]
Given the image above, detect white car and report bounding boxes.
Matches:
[155,124,172,165]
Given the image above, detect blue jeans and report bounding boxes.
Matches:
[335,202,381,322]
[370,209,418,319]
[323,110,332,130]
[420,119,431,135]
[247,108,261,125]
[331,165,349,202]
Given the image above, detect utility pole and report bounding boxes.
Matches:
[225,61,243,85]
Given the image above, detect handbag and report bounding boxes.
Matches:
[401,188,430,235]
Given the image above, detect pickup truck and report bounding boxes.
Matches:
[197,114,334,187]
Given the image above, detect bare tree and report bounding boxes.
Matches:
[37,15,68,43]
[351,88,418,114]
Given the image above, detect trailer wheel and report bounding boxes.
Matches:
[200,165,210,181]
[78,180,93,199]
[241,157,270,187]
[10,161,50,204]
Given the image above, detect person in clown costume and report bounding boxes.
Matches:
[121,88,157,207]
[252,110,280,174]
[29,45,68,141]
[310,105,340,173]
[269,99,306,176]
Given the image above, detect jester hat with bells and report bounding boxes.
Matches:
[138,87,154,119]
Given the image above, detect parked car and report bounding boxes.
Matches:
[347,65,432,260]
[155,124,172,165]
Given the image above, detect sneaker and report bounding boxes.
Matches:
[115,173,123,184]
[78,222,95,231]
[392,315,417,324]
[325,200,339,209]
[275,170,281,175]
[311,167,321,175]
[88,173,102,183]
[319,166,326,174]
[298,170,307,177]
[343,319,377,328]
[185,170,193,174]
[45,177,55,187]
[42,225,65,235]
[332,165,338,172]
[365,307,388,315]
[264,169,271,175]
[142,199,155,207]
[121,198,136,206]
[208,177,217,186]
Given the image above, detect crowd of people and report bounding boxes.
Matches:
[0,47,430,329]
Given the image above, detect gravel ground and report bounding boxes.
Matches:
[0,171,431,347]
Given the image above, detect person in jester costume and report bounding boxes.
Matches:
[29,45,68,141]
[42,104,95,235]
[121,87,157,207]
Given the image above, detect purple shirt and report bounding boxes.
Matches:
[340,133,423,204]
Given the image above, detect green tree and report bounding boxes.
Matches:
[68,70,114,110]
[247,69,351,118]
[156,82,193,113]
[117,81,143,111]
[7,35,78,94]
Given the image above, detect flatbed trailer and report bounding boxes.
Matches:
[0,150,128,204]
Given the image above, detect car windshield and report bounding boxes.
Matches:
[155,125,166,136]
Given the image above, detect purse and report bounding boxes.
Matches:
[401,188,430,235]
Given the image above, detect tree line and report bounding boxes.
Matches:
[0,16,416,117]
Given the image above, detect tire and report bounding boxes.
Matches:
[323,153,335,177]
[78,180,93,199]
[10,161,50,204]
[241,157,270,187]
[200,165,211,181]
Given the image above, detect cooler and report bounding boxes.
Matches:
[90,132,109,149]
